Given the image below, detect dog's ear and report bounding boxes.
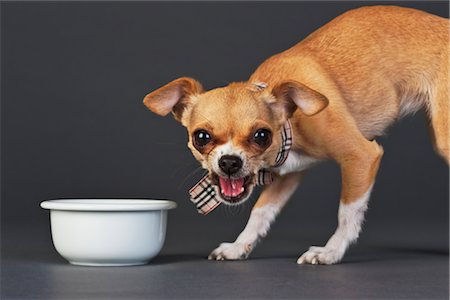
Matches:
[143,77,203,122]
[272,80,329,118]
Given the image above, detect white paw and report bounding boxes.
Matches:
[297,246,343,265]
[208,242,253,260]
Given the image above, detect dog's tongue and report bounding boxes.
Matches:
[219,177,244,197]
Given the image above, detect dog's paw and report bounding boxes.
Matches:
[208,242,253,261]
[297,246,343,265]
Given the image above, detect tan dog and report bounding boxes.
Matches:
[143,6,449,264]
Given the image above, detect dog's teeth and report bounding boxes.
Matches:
[240,187,244,192]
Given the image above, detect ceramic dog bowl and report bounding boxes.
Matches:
[40,199,176,266]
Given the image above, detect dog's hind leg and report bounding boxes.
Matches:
[298,138,383,265]
[428,82,449,164]
[208,171,303,260]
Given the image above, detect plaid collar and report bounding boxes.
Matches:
[189,120,293,215]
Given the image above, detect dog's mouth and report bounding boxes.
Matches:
[211,174,253,204]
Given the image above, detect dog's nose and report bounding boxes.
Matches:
[219,155,243,175]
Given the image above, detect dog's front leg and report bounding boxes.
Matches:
[208,172,303,260]
[298,140,384,265]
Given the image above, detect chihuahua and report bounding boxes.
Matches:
[143,6,449,264]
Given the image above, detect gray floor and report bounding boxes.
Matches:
[2,221,448,300]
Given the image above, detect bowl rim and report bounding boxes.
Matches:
[40,199,177,212]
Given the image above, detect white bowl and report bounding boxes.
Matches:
[40,199,177,266]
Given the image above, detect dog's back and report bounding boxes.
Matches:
[252,6,449,158]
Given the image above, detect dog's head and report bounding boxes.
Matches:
[143,77,328,205]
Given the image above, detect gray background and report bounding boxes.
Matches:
[1,1,448,299]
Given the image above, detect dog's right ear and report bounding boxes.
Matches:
[143,77,203,123]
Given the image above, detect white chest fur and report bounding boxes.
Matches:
[273,151,321,176]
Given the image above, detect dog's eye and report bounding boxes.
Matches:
[193,130,212,147]
[253,129,272,147]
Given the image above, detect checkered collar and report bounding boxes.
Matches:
[189,120,293,215]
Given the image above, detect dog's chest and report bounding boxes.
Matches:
[273,151,320,176]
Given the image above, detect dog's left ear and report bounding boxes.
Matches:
[272,80,329,119]
[143,77,203,123]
